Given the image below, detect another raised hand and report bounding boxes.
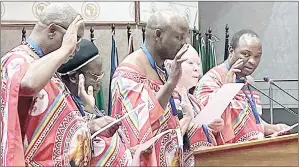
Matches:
[78,74,95,114]
[224,59,244,84]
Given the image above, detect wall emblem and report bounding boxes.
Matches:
[81,2,100,20]
[129,2,135,19]
[1,2,5,18]
[167,3,179,13]
[185,8,191,23]
[150,2,157,13]
[32,2,50,19]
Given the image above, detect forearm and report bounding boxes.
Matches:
[20,48,71,96]
[155,81,176,109]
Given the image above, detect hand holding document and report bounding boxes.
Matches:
[131,128,183,166]
[266,123,298,138]
[91,103,146,139]
[192,83,244,125]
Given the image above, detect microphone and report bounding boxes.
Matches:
[245,81,298,117]
[263,77,298,101]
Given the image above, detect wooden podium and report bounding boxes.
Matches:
[194,133,298,166]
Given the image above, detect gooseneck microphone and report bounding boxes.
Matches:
[244,81,298,117]
[263,77,298,101]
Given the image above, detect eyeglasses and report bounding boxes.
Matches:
[87,71,105,82]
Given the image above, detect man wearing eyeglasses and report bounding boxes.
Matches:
[58,39,133,167]
[1,3,108,167]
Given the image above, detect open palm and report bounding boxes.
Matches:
[78,74,95,113]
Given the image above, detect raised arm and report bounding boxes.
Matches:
[20,16,83,96]
[155,44,188,109]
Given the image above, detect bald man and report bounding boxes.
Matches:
[111,10,190,166]
[193,30,290,144]
[1,3,114,166]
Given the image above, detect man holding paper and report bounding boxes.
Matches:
[193,29,290,144]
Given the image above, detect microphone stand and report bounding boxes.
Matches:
[247,83,298,117]
[268,81,298,101]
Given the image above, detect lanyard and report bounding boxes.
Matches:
[141,44,177,116]
[26,39,45,57]
[71,94,86,116]
[224,60,260,124]
[242,85,260,124]
[188,96,212,143]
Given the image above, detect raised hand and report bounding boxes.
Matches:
[224,58,244,84]
[177,86,194,119]
[78,74,95,113]
[61,15,84,56]
[167,44,189,87]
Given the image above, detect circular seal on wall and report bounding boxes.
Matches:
[185,8,191,24]
[1,2,5,18]
[32,2,50,19]
[129,2,135,19]
[167,3,179,13]
[81,2,100,20]
[150,2,157,13]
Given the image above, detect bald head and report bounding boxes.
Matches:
[145,10,190,60]
[39,3,81,29]
[29,2,84,55]
[146,10,189,32]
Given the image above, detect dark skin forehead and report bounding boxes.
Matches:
[236,34,262,54]
[146,10,189,33]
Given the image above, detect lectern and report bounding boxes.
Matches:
[194,133,298,166]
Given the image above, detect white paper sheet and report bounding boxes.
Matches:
[192,83,244,125]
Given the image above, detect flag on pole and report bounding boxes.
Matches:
[200,37,208,74]
[108,33,119,115]
[93,42,105,111]
[201,37,217,75]
[192,32,200,55]
[128,34,134,54]
[209,41,217,68]
[95,86,105,110]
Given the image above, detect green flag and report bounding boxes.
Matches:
[201,37,217,74]
[200,37,208,74]
[208,40,216,70]
[192,31,200,54]
[92,40,105,111]
[96,85,105,110]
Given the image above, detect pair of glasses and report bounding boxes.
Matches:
[87,71,105,82]
[55,23,81,42]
